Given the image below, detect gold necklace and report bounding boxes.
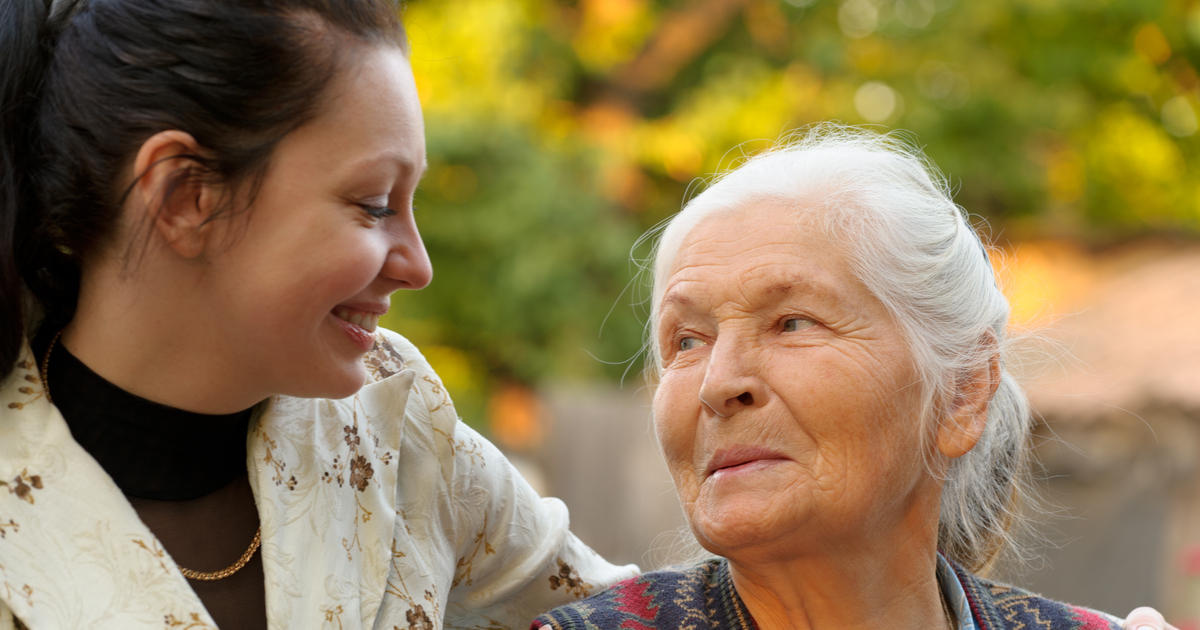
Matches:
[177,527,262,581]
[40,329,261,582]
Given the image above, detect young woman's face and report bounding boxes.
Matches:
[202,45,430,400]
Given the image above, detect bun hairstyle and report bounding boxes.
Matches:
[647,126,1036,573]
[0,0,407,382]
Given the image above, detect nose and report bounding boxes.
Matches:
[697,335,769,418]
[383,212,433,290]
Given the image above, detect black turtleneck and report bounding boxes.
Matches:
[40,333,252,500]
[32,325,268,630]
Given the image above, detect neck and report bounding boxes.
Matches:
[725,495,953,630]
[62,256,265,415]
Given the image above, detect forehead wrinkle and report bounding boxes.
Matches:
[670,259,844,307]
[663,207,865,318]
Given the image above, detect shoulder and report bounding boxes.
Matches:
[957,569,1122,630]
[532,560,724,630]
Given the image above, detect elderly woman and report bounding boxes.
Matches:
[533,129,1129,630]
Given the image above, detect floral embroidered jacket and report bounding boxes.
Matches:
[0,329,636,630]
[531,558,1123,630]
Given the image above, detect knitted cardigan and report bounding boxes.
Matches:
[530,557,1121,630]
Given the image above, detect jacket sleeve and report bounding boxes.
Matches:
[440,420,638,628]
[379,331,638,629]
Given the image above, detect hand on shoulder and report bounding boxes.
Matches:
[1125,607,1179,630]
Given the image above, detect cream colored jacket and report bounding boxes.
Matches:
[0,329,635,629]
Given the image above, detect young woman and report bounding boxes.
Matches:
[0,1,633,628]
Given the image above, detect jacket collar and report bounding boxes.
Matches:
[248,337,414,629]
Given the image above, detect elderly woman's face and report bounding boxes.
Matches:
[654,203,935,559]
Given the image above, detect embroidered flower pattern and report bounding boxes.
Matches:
[364,335,407,382]
[3,582,33,608]
[548,558,593,599]
[322,604,344,626]
[385,543,443,625]
[348,455,374,492]
[402,604,433,630]
[133,536,172,575]
[5,358,45,410]
[0,518,18,538]
[421,375,452,413]
[259,429,296,490]
[343,424,361,448]
[1,469,43,504]
[432,427,486,468]
[452,516,496,588]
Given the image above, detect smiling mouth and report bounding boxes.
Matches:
[333,308,380,332]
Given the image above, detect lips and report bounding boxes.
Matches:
[333,307,383,332]
[331,303,388,352]
[706,446,790,478]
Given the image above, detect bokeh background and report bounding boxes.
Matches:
[380,0,1200,623]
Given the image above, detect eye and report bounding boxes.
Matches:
[783,317,815,332]
[679,336,707,351]
[359,203,398,219]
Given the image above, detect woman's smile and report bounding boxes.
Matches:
[331,305,386,352]
[332,307,384,333]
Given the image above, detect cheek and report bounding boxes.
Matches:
[827,386,927,504]
[300,235,388,298]
[327,248,381,290]
[770,351,923,483]
[653,373,701,483]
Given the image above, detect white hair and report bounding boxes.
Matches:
[645,125,1035,573]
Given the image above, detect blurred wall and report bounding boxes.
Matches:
[531,384,695,570]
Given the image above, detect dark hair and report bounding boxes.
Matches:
[0,0,407,381]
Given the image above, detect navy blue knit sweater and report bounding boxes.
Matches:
[530,558,1121,630]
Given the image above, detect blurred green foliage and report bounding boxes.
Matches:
[383,0,1200,429]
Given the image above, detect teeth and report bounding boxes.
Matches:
[334,309,379,333]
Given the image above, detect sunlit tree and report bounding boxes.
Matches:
[386,0,1200,433]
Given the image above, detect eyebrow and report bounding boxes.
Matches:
[344,152,427,178]
[660,292,695,310]
[764,276,840,299]
[764,281,798,296]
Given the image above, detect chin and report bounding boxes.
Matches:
[690,494,810,554]
[693,517,778,554]
[327,363,371,399]
[286,363,369,400]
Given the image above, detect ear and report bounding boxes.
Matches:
[129,130,217,259]
[936,330,1001,459]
